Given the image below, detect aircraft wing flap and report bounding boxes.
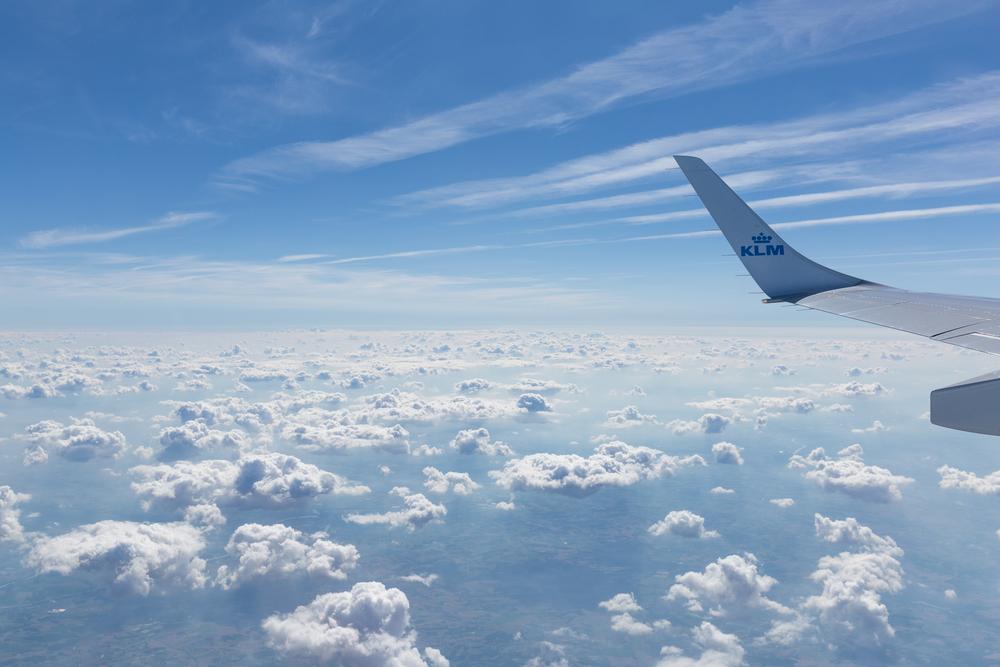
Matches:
[799,287,991,338]
[795,286,908,314]
[938,332,1000,355]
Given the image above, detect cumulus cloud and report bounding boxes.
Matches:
[937,465,1000,495]
[788,444,912,502]
[24,418,126,462]
[505,378,580,396]
[667,414,730,436]
[665,553,790,617]
[710,486,735,495]
[851,420,888,434]
[0,383,62,399]
[261,581,447,666]
[657,622,745,667]
[25,520,207,595]
[766,515,904,648]
[0,486,30,543]
[779,381,889,399]
[517,393,552,412]
[712,442,743,465]
[605,405,661,427]
[400,573,439,587]
[524,641,569,667]
[599,592,643,613]
[130,452,369,512]
[610,612,657,636]
[278,387,522,453]
[454,378,492,394]
[688,396,814,416]
[490,441,704,496]
[362,388,520,423]
[280,414,411,453]
[344,487,447,531]
[183,503,226,528]
[769,498,794,508]
[449,427,513,456]
[157,420,250,459]
[216,523,359,589]
[422,467,480,495]
[648,510,718,539]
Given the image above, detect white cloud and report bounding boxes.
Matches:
[455,378,492,394]
[450,427,513,456]
[344,486,447,531]
[517,393,552,413]
[605,405,661,427]
[851,420,888,434]
[788,444,912,502]
[400,573,439,587]
[665,553,790,617]
[282,418,412,453]
[657,622,746,667]
[422,467,480,495]
[599,592,643,613]
[129,452,369,512]
[710,486,735,495]
[183,503,226,528]
[157,420,250,458]
[769,498,795,508]
[504,378,580,396]
[687,396,814,416]
[524,641,570,667]
[25,520,207,595]
[712,442,743,465]
[667,414,731,436]
[610,612,656,636]
[216,523,359,589]
[937,464,1000,495]
[649,510,719,539]
[20,211,217,249]
[764,515,904,648]
[24,418,126,462]
[0,486,30,543]
[261,581,447,666]
[490,441,704,496]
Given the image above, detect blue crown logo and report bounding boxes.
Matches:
[751,233,772,244]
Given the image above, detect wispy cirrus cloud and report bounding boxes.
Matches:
[19,212,218,249]
[224,33,352,116]
[399,72,1000,212]
[216,0,983,189]
[284,202,1000,266]
[535,175,1000,231]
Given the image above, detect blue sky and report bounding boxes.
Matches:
[4,0,1000,328]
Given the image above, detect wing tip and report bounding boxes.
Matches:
[673,155,708,171]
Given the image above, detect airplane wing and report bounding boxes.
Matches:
[674,154,1000,436]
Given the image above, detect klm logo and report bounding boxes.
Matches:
[741,232,784,257]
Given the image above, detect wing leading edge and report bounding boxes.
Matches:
[674,154,1000,436]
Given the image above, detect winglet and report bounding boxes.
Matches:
[674,155,863,300]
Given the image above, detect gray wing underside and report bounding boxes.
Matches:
[796,285,1000,356]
